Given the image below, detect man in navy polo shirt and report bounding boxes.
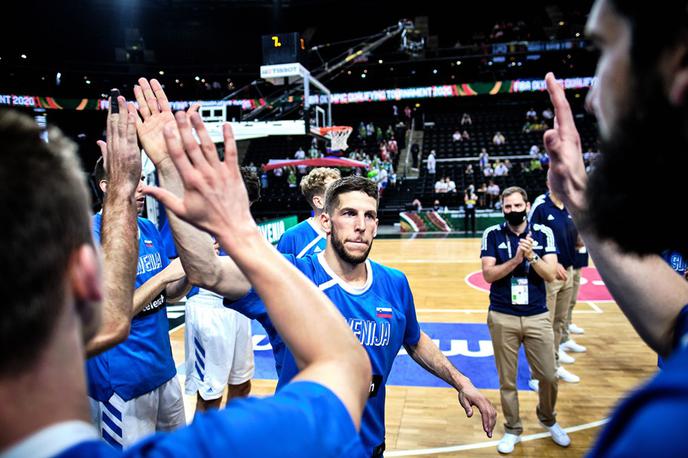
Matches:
[530,185,582,383]
[481,186,571,454]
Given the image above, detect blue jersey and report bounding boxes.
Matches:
[276,219,326,258]
[480,222,558,316]
[530,193,578,268]
[87,214,176,402]
[49,382,364,458]
[588,304,688,457]
[225,252,421,455]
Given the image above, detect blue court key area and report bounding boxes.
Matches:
[251,321,532,390]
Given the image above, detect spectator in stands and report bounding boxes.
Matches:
[452,130,463,142]
[287,167,297,188]
[309,143,320,159]
[404,106,412,124]
[479,148,490,170]
[462,130,471,140]
[493,131,506,146]
[530,144,541,157]
[494,161,509,177]
[385,125,394,139]
[446,176,457,193]
[294,147,307,174]
[411,198,422,211]
[248,162,258,174]
[528,157,542,172]
[273,167,284,178]
[427,149,436,175]
[464,185,478,234]
[389,168,397,188]
[379,141,389,162]
[539,152,550,169]
[465,163,475,176]
[411,143,420,168]
[526,108,538,121]
[477,182,488,208]
[377,167,389,193]
[504,159,513,172]
[487,180,500,208]
[435,177,448,194]
[358,122,366,140]
[461,112,473,126]
[542,107,554,127]
[483,162,494,177]
[295,146,306,161]
[375,126,384,143]
[432,199,448,212]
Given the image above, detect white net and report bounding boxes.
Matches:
[320,126,352,151]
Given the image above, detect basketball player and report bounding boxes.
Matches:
[88,127,191,448]
[276,167,340,257]
[544,0,688,454]
[183,168,260,412]
[145,107,498,457]
[0,101,371,456]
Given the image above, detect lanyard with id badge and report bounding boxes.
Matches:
[506,234,529,305]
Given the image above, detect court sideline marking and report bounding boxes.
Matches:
[385,419,609,456]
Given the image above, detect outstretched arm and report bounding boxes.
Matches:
[543,72,688,356]
[86,95,141,357]
[133,78,249,299]
[143,112,371,429]
[405,332,497,438]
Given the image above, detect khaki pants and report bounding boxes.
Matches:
[488,310,558,435]
[546,266,574,366]
[561,268,581,343]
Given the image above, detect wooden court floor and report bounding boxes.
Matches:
[170,238,657,457]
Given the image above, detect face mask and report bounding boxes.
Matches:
[504,210,526,226]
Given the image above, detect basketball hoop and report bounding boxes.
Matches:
[314,126,353,152]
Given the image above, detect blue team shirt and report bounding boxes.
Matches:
[588,304,688,457]
[87,214,176,402]
[224,252,421,455]
[529,193,578,268]
[52,382,364,458]
[276,219,326,258]
[480,222,558,316]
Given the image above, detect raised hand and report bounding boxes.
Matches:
[133,78,177,166]
[543,72,588,216]
[102,94,141,194]
[457,382,497,438]
[142,112,255,251]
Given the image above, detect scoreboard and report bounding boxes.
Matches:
[261,32,305,65]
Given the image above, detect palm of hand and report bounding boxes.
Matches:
[138,111,176,165]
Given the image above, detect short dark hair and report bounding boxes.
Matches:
[0,110,92,375]
[240,167,261,204]
[324,176,379,214]
[501,186,528,203]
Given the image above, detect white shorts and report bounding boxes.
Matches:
[89,377,185,449]
[184,290,255,400]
